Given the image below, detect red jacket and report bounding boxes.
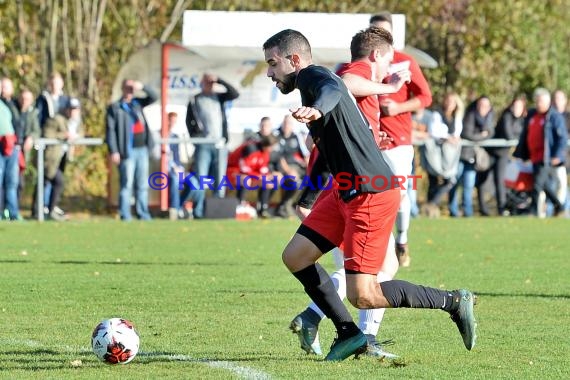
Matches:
[227,142,270,184]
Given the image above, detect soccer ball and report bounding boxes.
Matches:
[91,318,140,364]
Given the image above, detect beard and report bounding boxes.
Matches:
[276,72,297,94]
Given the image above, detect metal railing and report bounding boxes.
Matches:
[35,138,104,222]
[31,136,567,220]
[34,136,225,220]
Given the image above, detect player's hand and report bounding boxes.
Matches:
[551,157,561,166]
[290,107,322,123]
[295,205,311,221]
[377,131,393,150]
[380,99,401,116]
[386,69,411,91]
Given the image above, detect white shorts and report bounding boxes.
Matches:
[381,145,414,177]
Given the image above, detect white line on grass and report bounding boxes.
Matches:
[1,339,272,380]
[142,353,272,380]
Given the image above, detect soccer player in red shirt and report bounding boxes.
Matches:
[371,12,433,267]
[263,28,476,361]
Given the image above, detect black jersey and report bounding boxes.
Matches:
[296,64,395,201]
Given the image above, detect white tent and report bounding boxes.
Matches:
[110,11,438,209]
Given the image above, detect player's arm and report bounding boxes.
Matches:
[293,69,342,122]
[381,58,432,116]
[341,71,408,97]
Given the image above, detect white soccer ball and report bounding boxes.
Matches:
[91,318,140,364]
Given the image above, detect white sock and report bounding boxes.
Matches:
[358,271,392,337]
[396,191,410,244]
[308,268,346,320]
[331,247,345,270]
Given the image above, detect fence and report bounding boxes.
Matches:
[34,137,225,221]
[33,137,565,220]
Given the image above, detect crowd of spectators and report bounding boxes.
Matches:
[1,70,568,221]
[414,88,568,218]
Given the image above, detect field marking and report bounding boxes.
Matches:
[0,339,273,380]
[142,353,272,380]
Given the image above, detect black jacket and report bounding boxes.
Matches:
[105,86,157,159]
[185,78,239,142]
[491,107,524,157]
[460,101,494,163]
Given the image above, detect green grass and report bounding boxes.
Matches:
[1,217,569,379]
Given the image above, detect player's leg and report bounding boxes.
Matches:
[285,191,365,361]
[358,232,399,359]
[344,190,477,351]
[293,246,346,355]
[382,146,414,267]
[284,233,366,361]
[346,275,477,351]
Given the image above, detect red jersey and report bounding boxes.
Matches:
[336,61,381,146]
[380,51,432,148]
[527,113,545,164]
[306,145,320,177]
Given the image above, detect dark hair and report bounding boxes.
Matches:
[260,116,271,124]
[259,134,277,148]
[369,12,393,27]
[350,27,393,61]
[512,93,527,104]
[168,112,178,118]
[262,29,312,60]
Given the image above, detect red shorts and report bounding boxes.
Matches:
[300,188,400,274]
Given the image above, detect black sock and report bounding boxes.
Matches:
[237,188,245,203]
[293,264,359,339]
[380,280,461,313]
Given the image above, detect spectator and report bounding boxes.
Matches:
[185,73,239,203]
[273,115,309,218]
[0,94,18,220]
[36,72,70,129]
[33,98,83,221]
[166,112,205,220]
[513,87,567,217]
[253,116,279,217]
[226,135,280,215]
[552,89,569,212]
[17,88,41,203]
[449,95,494,217]
[420,92,464,217]
[106,79,157,221]
[0,77,21,220]
[482,94,527,216]
[256,116,275,140]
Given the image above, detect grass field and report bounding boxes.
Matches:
[1,217,570,379]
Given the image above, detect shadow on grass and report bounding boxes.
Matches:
[0,260,29,264]
[0,349,97,371]
[475,291,570,299]
[137,351,291,363]
[52,260,264,267]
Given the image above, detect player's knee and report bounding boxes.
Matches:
[347,293,375,309]
[281,248,295,270]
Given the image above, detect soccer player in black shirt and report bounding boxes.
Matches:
[263,29,477,361]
